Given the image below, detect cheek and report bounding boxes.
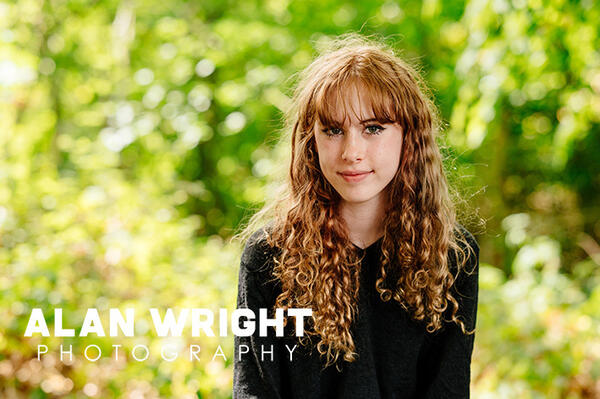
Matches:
[313,142,329,178]
[374,139,402,170]
[315,141,336,168]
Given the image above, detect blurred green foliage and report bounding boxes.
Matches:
[0,0,599,397]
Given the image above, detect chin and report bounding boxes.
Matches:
[339,193,376,204]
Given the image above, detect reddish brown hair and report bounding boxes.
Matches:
[240,35,476,366]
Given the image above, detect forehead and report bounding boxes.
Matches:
[315,80,395,127]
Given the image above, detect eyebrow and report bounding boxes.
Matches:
[360,118,379,124]
[318,117,392,129]
[321,118,388,126]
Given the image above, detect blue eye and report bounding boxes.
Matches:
[365,125,384,135]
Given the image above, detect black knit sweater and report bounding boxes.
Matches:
[233,227,479,399]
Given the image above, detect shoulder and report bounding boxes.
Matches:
[237,226,281,308]
[454,223,479,256]
[240,225,279,273]
[448,223,479,295]
[451,223,479,271]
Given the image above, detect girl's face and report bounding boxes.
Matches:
[314,85,403,211]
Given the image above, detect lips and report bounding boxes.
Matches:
[339,170,372,176]
[338,170,373,182]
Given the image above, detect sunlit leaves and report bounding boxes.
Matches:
[1,0,600,397]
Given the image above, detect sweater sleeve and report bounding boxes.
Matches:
[233,228,284,399]
[418,229,480,399]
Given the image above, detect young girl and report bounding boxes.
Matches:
[233,35,479,399]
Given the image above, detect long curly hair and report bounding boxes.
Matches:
[239,35,477,367]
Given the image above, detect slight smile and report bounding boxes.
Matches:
[338,170,373,182]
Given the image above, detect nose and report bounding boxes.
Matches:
[341,128,365,162]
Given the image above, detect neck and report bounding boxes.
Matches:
[339,198,386,249]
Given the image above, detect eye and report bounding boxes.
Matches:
[365,124,384,135]
[322,127,343,136]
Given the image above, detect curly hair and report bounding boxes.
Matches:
[239,35,477,367]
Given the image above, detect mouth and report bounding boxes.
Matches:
[338,170,373,182]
